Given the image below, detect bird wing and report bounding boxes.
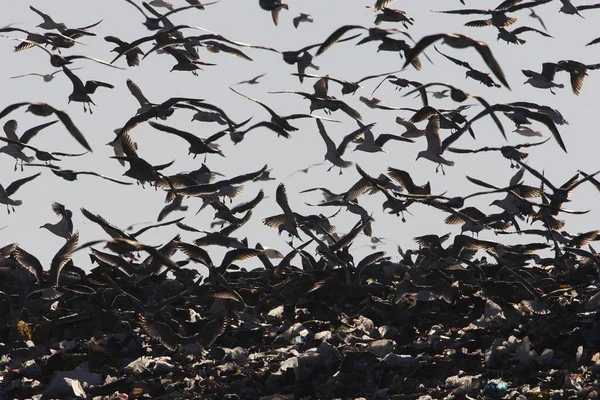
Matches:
[435,46,473,70]
[49,231,79,286]
[80,207,127,238]
[375,133,415,146]
[66,54,124,70]
[148,121,205,147]
[51,202,68,219]
[126,79,152,109]
[336,99,362,120]
[241,121,290,139]
[5,173,41,197]
[357,69,403,84]
[104,35,127,47]
[276,183,295,220]
[19,120,59,144]
[578,170,600,193]
[540,62,560,81]
[511,26,552,37]
[586,36,600,46]
[196,316,228,348]
[13,246,44,283]
[176,240,213,267]
[91,248,135,277]
[225,164,269,186]
[204,40,253,61]
[283,114,340,123]
[374,0,397,11]
[387,167,417,193]
[424,115,442,154]
[230,190,265,214]
[3,120,18,141]
[395,116,420,133]
[472,40,510,89]
[139,316,180,351]
[61,65,86,92]
[129,217,185,238]
[316,25,364,56]
[230,87,279,120]
[0,102,31,120]
[433,8,490,15]
[75,171,130,185]
[220,248,263,271]
[45,109,89,153]
[520,108,566,152]
[403,33,446,69]
[157,3,206,20]
[338,123,376,155]
[316,119,337,155]
[515,160,558,193]
[507,0,552,12]
[578,3,600,10]
[84,80,114,94]
[29,5,60,26]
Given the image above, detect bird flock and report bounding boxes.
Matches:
[1,0,600,358]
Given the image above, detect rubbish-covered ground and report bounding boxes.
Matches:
[1,254,600,399]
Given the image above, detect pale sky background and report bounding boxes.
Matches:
[1,0,600,275]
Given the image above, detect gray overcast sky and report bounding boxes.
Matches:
[1,0,600,274]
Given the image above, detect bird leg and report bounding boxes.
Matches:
[436,163,447,176]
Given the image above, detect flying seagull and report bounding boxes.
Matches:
[416,115,454,175]
[0,102,92,151]
[0,173,41,213]
[404,33,510,89]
